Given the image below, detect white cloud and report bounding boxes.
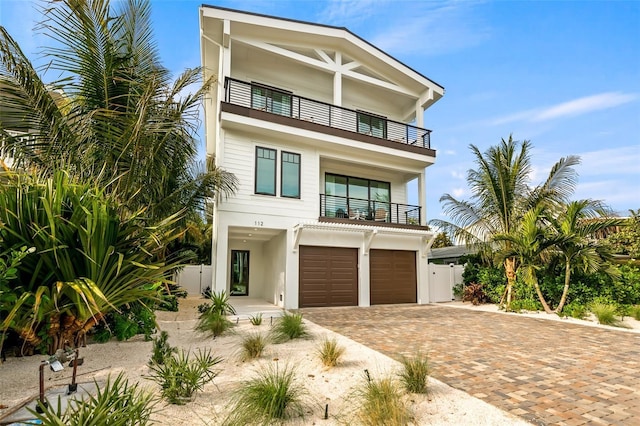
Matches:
[533,93,638,122]
[528,145,640,211]
[444,149,457,155]
[318,0,490,56]
[578,146,640,177]
[452,188,466,198]
[318,0,388,25]
[490,92,638,126]
[450,170,465,179]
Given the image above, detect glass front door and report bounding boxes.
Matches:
[230,250,250,296]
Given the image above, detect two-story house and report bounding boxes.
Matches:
[200,5,445,309]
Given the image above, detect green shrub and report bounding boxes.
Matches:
[476,266,506,303]
[317,337,345,367]
[149,331,176,366]
[630,305,640,321]
[271,312,308,343]
[30,372,156,425]
[590,301,627,328]
[196,311,234,338]
[610,265,640,306]
[398,352,429,394]
[355,371,411,426]
[240,332,268,361]
[452,283,464,299]
[224,364,306,425]
[510,298,542,312]
[249,313,263,326]
[561,301,588,319]
[148,348,222,405]
[156,283,188,312]
[92,302,157,343]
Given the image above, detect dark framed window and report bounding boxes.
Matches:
[251,84,292,117]
[255,147,277,195]
[324,173,390,220]
[357,111,387,138]
[230,250,249,296]
[281,151,301,198]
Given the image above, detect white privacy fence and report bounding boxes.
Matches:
[428,263,464,303]
[174,265,213,296]
[175,263,463,302]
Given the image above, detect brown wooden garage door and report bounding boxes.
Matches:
[299,246,358,308]
[370,249,417,305]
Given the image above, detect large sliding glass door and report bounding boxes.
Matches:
[324,173,390,221]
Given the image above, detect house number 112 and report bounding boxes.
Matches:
[254,221,264,226]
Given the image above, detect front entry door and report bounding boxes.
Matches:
[230,250,250,296]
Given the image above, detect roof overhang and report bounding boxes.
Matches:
[200,4,445,104]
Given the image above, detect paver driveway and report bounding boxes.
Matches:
[300,304,640,426]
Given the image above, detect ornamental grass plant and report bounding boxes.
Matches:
[316,337,345,367]
[270,312,308,343]
[398,352,430,394]
[240,332,268,361]
[355,371,412,426]
[223,363,306,425]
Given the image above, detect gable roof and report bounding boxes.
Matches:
[200,4,445,93]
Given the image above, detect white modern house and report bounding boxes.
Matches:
[200,5,445,309]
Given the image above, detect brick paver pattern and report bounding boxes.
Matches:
[300,305,640,426]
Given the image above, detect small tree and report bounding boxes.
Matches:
[550,200,623,313]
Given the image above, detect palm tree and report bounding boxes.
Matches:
[550,200,623,313]
[495,206,566,313]
[0,0,237,224]
[430,136,580,310]
[0,170,181,354]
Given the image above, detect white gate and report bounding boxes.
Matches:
[428,264,464,303]
[175,265,213,296]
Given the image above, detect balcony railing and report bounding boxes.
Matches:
[224,77,432,149]
[320,194,422,226]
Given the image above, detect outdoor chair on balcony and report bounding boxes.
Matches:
[374,208,388,222]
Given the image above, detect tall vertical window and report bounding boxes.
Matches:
[281,151,301,198]
[357,111,387,138]
[255,147,276,195]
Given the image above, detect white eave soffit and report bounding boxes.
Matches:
[200,6,444,94]
[232,36,417,97]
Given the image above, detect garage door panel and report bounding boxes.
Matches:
[370,250,417,305]
[299,246,358,308]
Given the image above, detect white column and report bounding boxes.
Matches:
[284,228,299,310]
[415,98,424,128]
[418,170,427,225]
[213,219,228,293]
[359,241,370,307]
[333,52,342,106]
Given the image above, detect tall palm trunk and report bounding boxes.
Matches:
[532,278,553,313]
[504,257,517,310]
[555,260,572,313]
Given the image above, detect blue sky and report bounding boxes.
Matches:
[1,0,639,217]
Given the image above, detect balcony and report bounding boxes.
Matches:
[223,78,433,151]
[320,194,422,226]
